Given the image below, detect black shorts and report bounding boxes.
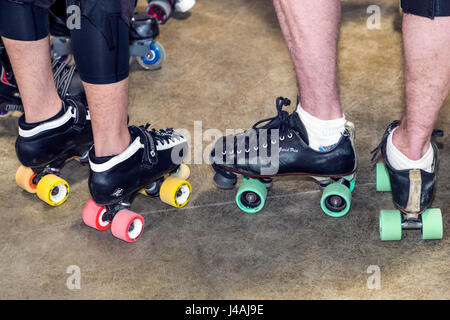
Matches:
[0,0,136,84]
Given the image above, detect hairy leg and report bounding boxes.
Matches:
[273,0,342,120]
[83,79,130,157]
[1,37,61,123]
[394,15,450,160]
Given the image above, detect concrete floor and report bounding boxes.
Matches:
[0,0,449,299]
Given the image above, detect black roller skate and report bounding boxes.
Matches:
[129,13,165,70]
[15,98,93,206]
[371,121,444,241]
[82,124,191,242]
[210,97,358,216]
[146,0,196,24]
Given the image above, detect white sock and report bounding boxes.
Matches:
[296,104,346,151]
[386,128,434,173]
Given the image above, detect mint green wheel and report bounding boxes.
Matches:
[235,178,268,213]
[379,210,402,241]
[348,175,356,192]
[376,163,391,192]
[421,208,443,240]
[320,183,351,217]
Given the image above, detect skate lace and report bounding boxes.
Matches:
[52,60,76,99]
[252,97,292,135]
[370,120,443,162]
[220,97,293,156]
[135,124,184,167]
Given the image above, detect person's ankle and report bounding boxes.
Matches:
[24,95,62,124]
[94,128,131,157]
[392,125,430,160]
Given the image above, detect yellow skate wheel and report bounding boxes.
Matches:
[171,163,190,180]
[36,174,70,206]
[159,176,191,208]
[15,165,37,194]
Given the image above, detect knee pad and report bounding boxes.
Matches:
[0,0,53,41]
[401,0,450,18]
[69,0,131,84]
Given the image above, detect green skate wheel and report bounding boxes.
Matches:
[320,183,351,217]
[376,163,391,192]
[421,208,443,240]
[379,210,402,241]
[348,175,356,193]
[235,178,267,213]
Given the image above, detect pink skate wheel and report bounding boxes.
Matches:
[111,210,145,243]
[82,199,111,231]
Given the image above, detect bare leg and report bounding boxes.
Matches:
[273,0,342,120]
[393,15,450,160]
[1,36,61,123]
[83,79,130,157]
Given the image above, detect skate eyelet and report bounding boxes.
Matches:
[280,136,285,141]
[245,148,250,153]
[262,143,267,148]
[287,133,293,138]
[271,139,277,144]
[222,150,227,155]
[150,151,156,157]
[237,150,242,154]
[254,146,258,151]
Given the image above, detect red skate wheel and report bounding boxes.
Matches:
[82,199,111,231]
[111,210,145,243]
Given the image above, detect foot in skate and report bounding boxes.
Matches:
[83,124,191,243]
[210,97,358,216]
[15,98,92,206]
[371,121,444,241]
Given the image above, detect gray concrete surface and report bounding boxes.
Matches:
[0,0,448,299]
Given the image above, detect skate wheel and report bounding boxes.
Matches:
[15,165,37,194]
[146,1,172,24]
[36,174,69,206]
[320,183,351,217]
[379,210,402,241]
[136,41,166,70]
[160,177,191,208]
[171,163,190,180]
[82,199,111,231]
[348,174,356,193]
[376,163,391,192]
[235,178,267,214]
[111,210,145,243]
[421,208,443,240]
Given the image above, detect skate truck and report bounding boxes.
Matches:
[146,0,196,24]
[210,97,358,217]
[372,121,444,241]
[50,8,166,71]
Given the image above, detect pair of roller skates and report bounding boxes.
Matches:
[15,97,191,242]
[371,121,443,241]
[50,8,165,71]
[210,98,444,241]
[146,0,196,24]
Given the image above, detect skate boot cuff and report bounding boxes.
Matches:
[18,103,65,130]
